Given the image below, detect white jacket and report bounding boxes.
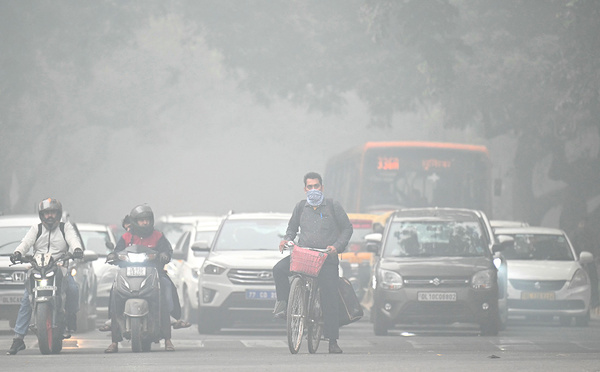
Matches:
[15,221,82,259]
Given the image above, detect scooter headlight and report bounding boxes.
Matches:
[33,273,42,279]
[127,253,148,263]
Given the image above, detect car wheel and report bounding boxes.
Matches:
[197,308,221,334]
[77,286,89,332]
[373,308,389,336]
[559,315,572,326]
[480,311,500,336]
[575,310,590,327]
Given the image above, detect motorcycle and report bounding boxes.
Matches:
[109,244,165,352]
[17,252,74,354]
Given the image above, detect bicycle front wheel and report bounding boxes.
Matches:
[307,284,323,354]
[287,276,306,354]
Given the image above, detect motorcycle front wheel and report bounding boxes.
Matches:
[131,317,143,352]
[36,302,63,354]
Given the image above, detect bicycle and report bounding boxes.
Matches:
[283,241,327,354]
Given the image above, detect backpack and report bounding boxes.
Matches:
[35,222,69,248]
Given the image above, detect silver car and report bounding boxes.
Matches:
[494,226,593,326]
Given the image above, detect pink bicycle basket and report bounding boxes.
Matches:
[290,246,327,277]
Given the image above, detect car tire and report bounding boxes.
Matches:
[480,310,500,336]
[559,315,572,326]
[77,285,89,333]
[575,310,590,327]
[197,308,221,334]
[372,308,389,336]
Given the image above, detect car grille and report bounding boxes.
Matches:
[0,270,27,286]
[509,279,566,291]
[508,299,585,310]
[227,269,275,285]
[403,276,470,288]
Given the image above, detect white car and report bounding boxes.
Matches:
[166,216,223,323]
[196,212,291,333]
[76,223,117,314]
[495,226,593,326]
[156,214,223,247]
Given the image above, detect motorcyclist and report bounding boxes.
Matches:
[6,198,83,355]
[104,204,187,353]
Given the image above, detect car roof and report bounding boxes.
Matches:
[391,208,485,222]
[158,214,223,224]
[494,226,566,236]
[490,220,529,228]
[76,222,112,231]
[225,212,291,221]
[0,214,40,226]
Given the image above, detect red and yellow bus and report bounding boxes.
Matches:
[325,141,493,216]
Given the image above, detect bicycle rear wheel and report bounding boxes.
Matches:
[307,284,323,354]
[287,276,306,354]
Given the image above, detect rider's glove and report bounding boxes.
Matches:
[72,248,84,259]
[106,252,117,265]
[10,251,22,264]
[158,252,170,265]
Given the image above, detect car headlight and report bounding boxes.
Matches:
[203,262,226,275]
[472,269,494,289]
[568,269,589,289]
[379,269,403,290]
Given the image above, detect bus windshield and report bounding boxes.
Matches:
[362,145,490,213]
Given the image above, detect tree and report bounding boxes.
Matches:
[0,1,157,213]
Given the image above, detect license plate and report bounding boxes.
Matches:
[126,267,146,277]
[521,292,555,300]
[418,292,457,302]
[245,289,277,300]
[0,296,22,304]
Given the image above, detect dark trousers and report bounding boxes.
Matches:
[273,255,340,340]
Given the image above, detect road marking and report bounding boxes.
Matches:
[240,340,287,348]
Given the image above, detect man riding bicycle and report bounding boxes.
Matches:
[273,172,353,354]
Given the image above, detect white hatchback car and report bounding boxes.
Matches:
[495,226,593,326]
[195,212,291,333]
[166,217,223,323]
[77,223,118,314]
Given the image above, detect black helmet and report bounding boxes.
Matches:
[38,198,62,230]
[129,204,154,237]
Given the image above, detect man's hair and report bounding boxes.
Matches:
[303,172,322,186]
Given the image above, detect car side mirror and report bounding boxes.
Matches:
[191,241,210,252]
[365,233,382,255]
[493,235,514,253]
[580,251,594,264]
[83,250,98,262]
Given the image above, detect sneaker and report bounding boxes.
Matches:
[328,340,343,354]
[7,338,25,355]
[273,300,287,317]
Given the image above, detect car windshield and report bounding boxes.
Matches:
[0,226,31,256]
[79,230,112,257]
[155,222,195,247]
[384,220,489,258]
[501,233,575,261]
[213,219,287,252]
